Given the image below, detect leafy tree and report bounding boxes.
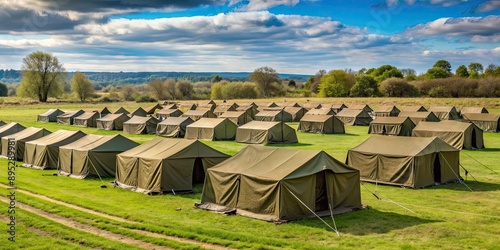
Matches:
[0,82,7,96]
[400,68,416,77]
[380,78,418,97]
[433,60,452,73]
[358,68,367,75]
[176,80,194,99]
[484,64,500,77]
[17,51,65,102]
[211,75,223,83]
[455,65,469,78]
[120,85,136,101]
[350,75,378,97]
[425,67,449,80]
[249,66,280,97]
[288,80,296,87]
[148,78,168,100]
[468,62,484,74]
[164,78,177,100]
[70,72,94,102]
[370,65,403,82]
[318,70,355,97]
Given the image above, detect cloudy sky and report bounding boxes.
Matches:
[0,0,499,74]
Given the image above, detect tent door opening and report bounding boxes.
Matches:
[471,130,477,149]
[315,171,328,212]
[192,157,205,184]
[433,154,441,184]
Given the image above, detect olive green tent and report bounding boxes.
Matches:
[1,127,51,160]
[162,103,177,110]
[156,109,183,120]
[185,118,238,141]
[0,120,5,127]
[428,106,460,120]
[114,107,129,114]
[368,117,415,136]
[58,134,139,179]
[129,107,147,117]
[97,113,130,130]
[197,104,216,112]
[235,105,259,119]
[38,109,64,122]
[197,145,362,222]
[22,130,87,169]
[302,103,322,110]
[284,107,308,122]
[144,103,163,114]
[198,100,216,106]
[462,113,500,132]
[398,111,440,125]
[348,104,373,112]
[276,102,301,108]
[123,116,160,134]
[156,117,194,138]
[116,138,229,194]
[219,111,253,126]
[412,120,484,150]
[346,136,460,188]
[401,106,427,112]
[182,110,217,121]
[329,103,348,113]
[298,114,345,134]
[256,102,278,108]
[460,107,488,114]
[305,108,335,116]
[213,103,238,116]
[336,109,373,126]
[236,121,298,144]
[373,105,400,117]
[57,110,85,125]
[96,107,111,117]
[0,122,26,154]
[255,110,293,122]
[73,112,100,127]
[177,103,197,111]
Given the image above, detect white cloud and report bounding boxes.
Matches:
[385,0,469,7]
[405,16,500,39]
[230,0,300,11]
[475,1,500,13]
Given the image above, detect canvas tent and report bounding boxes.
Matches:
[116,139,229,193]
[22,130,86,169]
[462,113,500,132]
[330,104,348,113]
[58,134,139,179]
[302,103,322,110]
[123,116,159,134]
[219,111,253,126]
[114,107,129,114]
[182,110,217,121]
[298,115,345,134]
[336,109,373,126]
[284,107,308,122]
[156,117,194,138]
[428,106,460,120]
[177,103,197,111]
[57,110,85,125]
[373,105,400,117]
[73,112,100,127]
[0,121,5,127]
[1,127,51,160]
[129,107,147,117]
[398,111,440,125]
[402,106,427,112]
[276,102,301,108]
[96,107,111,117]
[235,105,259,119]
[162,103,177,110]
[145,103,163,114]
[255,110,293,122]
[460,107,488,114]
[213,103,238,116]
[236,121,298,144]
[368,117,415,136]
[197,145,362,222]
[346,136,460,188]
[197,104,216,112]
[412,120,484,150]
[0,122,26,153]
[348,104,373,112]
[305,108,335,116]
[97,113,130,130]
[156,109,183,120]
[38,109,64,122]
[185,118,237,141]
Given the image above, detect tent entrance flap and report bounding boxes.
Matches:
[472,131,477,149]
[433,154,441,184]
[315,171,328,212]
[192,157,205,184]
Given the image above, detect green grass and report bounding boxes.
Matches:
[0,99,499,249]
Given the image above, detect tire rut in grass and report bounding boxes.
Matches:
[0,196,172,250]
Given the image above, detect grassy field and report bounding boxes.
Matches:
[0,98,499,249]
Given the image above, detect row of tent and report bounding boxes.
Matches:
[0,120,468,222]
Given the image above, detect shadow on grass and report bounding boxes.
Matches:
[295,208,438,235]
[427,180,500,192]
[472,148,500,152]
[270,143,313,148]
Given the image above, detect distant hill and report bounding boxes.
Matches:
[0,70,311,85]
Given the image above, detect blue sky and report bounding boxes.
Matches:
[0,0,499,74]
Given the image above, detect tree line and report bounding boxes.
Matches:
[3,51,500,102]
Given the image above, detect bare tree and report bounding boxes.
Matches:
[164,78,177,100]
[120,85,136,101]
[176,80,193,99]
[148,78,168,100]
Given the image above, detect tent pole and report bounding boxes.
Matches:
[438,151,472,192]
[88,157,107,188]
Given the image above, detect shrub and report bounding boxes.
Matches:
[380,78,419,97]
[98,96,119,103]
[135,95,157,103]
